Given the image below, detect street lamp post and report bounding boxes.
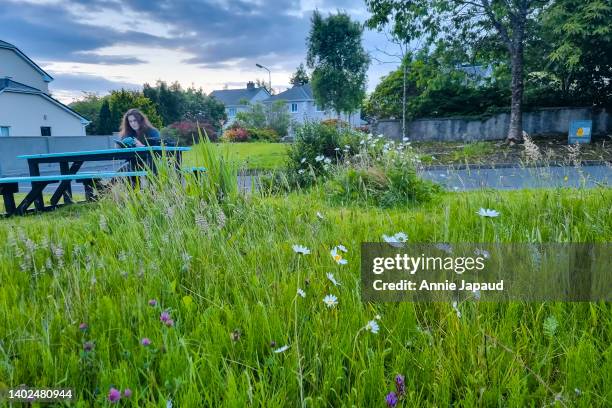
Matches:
[255,63,271,93]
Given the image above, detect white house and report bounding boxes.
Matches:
[0,39,89,137]
[210,81,270,127]
[263,83,361,127]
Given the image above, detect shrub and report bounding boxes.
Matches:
[325,156,440,207]
[163,121,218,145]
[222,127,250,142]
[246,127,280,142]
[321,118,350,128]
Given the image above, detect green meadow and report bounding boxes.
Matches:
[0,142,611,407]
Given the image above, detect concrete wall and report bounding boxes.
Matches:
[0,135,116,176]
[372,107,612,141]
[0,47,49,93]
[0,92,86,136]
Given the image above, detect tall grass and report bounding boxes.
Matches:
[0,141,610,406]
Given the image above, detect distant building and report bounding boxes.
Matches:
[264,83,361,127]
[0,39,89,136]
[210,81,270,126]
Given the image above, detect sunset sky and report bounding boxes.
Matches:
[1,0,399,103]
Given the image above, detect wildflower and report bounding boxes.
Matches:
[452,301,462,318]
[323,294,338,308]
[230,329,241,342]
[334,147,340,151]
[316,211,324,220]
[395,374,405,396]
[108,388,121,403]
[301,157,307,163]
[375,314,381,320]
[402,137,409,142]
[292,245,311,255]
[315,155,325,162]
[330,247,348,265]
[148,299,158,307]
[83,341,95,352]
[166,399,173,408]
[335,244,348,253]
[365,320,379,334]
[435,243,453,254]
[326,272,341,286]
[270,340,277,348]
[79,322,88,331]
[141,338,151,346]
[382,232,408,247]
[298,169,305,174]
[274,345,290,353]
[474,248,490,259]
[216,209,226,229]
[385,391,398,407]
[160,311,175,326]
[195,214,209,232]
[477,208,500,218]
[323,157,332,165]
[123,389,132,398]
[297,288,306,298]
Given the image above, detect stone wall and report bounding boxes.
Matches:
[372,107,612,141]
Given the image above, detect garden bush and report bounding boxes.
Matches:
[162,120,218,145]
[246,127,280,142]
[222,127,250,142]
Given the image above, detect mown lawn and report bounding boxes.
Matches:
[183,142,289,170]
[0,185,611,406]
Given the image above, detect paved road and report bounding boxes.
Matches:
[419,165,611,190]
[14,164,611,195]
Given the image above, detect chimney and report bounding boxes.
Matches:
[246,81,255,90]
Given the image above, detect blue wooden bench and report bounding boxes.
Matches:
[0,171,146,217]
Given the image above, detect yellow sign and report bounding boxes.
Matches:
[576,127,584,137]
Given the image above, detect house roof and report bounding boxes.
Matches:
[0,39,54,82]
[266,83,313,102]
[0,78,89,125]
[210,87,268,106]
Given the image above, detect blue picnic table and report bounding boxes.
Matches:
[1,146,191,216]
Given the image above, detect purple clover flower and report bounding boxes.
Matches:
[141,338,151,346]
[79,322,88,331]
[160,311,170,323]
[148,299,157,307]
[395,374,405,396]
[385,391,398,407]
[83,341,94,352]
[108,387,121,403]
[123,388,132,398]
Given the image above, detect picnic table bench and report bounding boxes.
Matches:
[1,145,194,217]
[0,171,147,216]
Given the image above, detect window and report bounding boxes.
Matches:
[315,104,324,112]
[41,126,51,136]
[291,103,298,113]
[0,126,9,137]
[228,107,236,116]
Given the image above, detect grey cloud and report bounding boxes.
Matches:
[49,72,141,94]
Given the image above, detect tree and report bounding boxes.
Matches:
[181,86,227,130]
[69,92,103,135]
[98,99,113,135]
[289,63,310,87]
[108,89,163,132]
[306,10,370,117]
[143,80,183,125]
[366,0,549,143]
[255,78,273,94]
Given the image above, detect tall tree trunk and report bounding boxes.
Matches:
[508,44,524,143]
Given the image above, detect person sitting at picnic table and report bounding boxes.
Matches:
[119,108,160,147]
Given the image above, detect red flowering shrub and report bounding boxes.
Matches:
[223,127,250,142]
[164,121,218,145]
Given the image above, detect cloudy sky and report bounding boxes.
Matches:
[0,0,400,103]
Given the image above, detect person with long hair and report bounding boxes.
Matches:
[119,108,160,146]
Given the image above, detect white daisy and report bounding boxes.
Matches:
[315,155,325,162]
[292,244,311,255]
[298,169,305,174]
[326,272,341,286]
[452,301,462,318]
[316,211,324,220]
[365,320,380,334]
[323,157,332,164]
[334,147,340,151]
[274,345,290,353]
[300,157,307,163]
[477,208,500,218]
[382,232,408,247]
[330,247,348,265]
[297,288,306,298]
[336,244,348,253]
[323,294,338,308]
